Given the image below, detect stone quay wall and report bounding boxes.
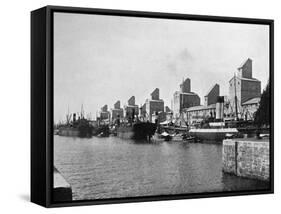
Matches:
[222,139,270,181]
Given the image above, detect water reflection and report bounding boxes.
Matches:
[54,136,269,200]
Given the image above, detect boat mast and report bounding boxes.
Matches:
[81,104,84,119]
[66,105,70,125]
[180,77,184,121]
[234,72,238,121]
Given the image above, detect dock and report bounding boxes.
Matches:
[222,138,269,181]
[53,167,72,202]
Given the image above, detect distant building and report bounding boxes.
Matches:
[184,94,226,125]
[100,105,110,120]
[241,97,260,121]
[151,111,166,123]
[165,112,173,122]
[165,106,171,112]
[204,84,220,106]
[111,100,124,121]
[172,78,200,118]
[184,104,216,125]
[114,100,121,109]
[124,96,139,119]
[229,58,261,115]
[144,88,165,121]
[219,96,235,121]
[140,103,146,118]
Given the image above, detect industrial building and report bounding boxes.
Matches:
[124,96,139,119]
[140,103,146,119]
[172,78,200,118]
[204,84,220,106]
[184,84,223,125]
[111,100,124,121]
[185,58,262,124]
[184,95,225,125]
[229,58,261,114]
[164,106,173,122]
[144,88,165,122]
[241,97,261,121]
[100,105,110,120]
[184,104,216,125]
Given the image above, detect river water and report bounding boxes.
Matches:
[54,135,268,200]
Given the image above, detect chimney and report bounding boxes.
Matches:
[215,96,224,120]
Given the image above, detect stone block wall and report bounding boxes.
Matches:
[237,141,269,181]
[222,139,269,181]
[222,139,237,174]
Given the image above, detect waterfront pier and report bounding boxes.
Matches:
[53,167,72,202]
[222,138,269,181]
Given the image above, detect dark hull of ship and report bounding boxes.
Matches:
[116,122,157,140]
[92,125,110,137]
[58,127,93,138]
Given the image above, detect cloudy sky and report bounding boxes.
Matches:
[54,12,269,123]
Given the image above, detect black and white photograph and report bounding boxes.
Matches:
[52,10,272,202]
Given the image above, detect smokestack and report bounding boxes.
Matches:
[215,96,224,120]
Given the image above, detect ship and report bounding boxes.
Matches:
[94,125,110,137]
[188,122,238,141]
[188,80,240,142]
[58,117,93,138]
[116,122,157,141]
[188,96,239,142]
[57,106,93,138]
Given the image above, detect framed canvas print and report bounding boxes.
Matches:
[31,5,274,207]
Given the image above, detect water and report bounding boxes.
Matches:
[54,136,269,200]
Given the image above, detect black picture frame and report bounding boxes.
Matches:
[31,5,274,208]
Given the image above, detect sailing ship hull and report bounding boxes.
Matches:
[189,128,238,142]
[116,122,157,140]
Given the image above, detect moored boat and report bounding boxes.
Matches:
[58,118,93,138]
[116,122,157,141]
[189,127,238,141]
[57,107,93,138]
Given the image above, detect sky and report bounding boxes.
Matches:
[54,12,269,123]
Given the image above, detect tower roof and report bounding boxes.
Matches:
[238,58,252,69]
[205,83,219,97]
[128,96,135,105]
[151,88,160,100]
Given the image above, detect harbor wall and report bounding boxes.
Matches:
[222,139,269,181]
[53,167,72,202]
